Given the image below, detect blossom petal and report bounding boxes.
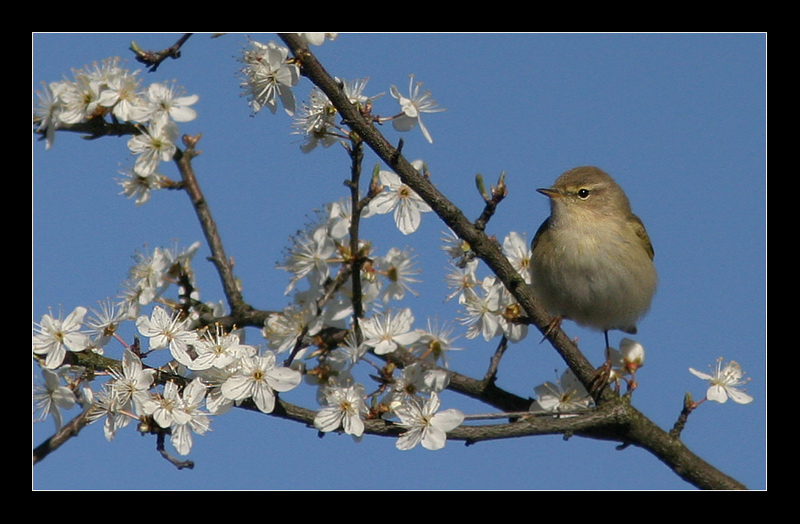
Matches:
[366,192,397,215]
[688,367,712,380]
[267,366,303,392]
[391,114,418,132]
[417,118,433,144]
[396,428,423,450]
[395,203,422,235]
[372,339,398,355]
[221,375,253,401]
[314,407,343,433]
[44,345,66,369]
[420,427,448,451]
[171,424,193,455]
[706,384,729,403]
[431,408,465,432]
[252,385,276,413]
[168,106,197,122]
[343,413,365,437]
[727,388,754,405]
[393,330,421,346]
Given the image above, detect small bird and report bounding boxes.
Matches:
[529,166,657,360]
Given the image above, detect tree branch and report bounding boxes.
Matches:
[345,137,367,333]
[32,118,141,142]
[173,135,252,318]
[130,33,193,72]
[32,408,92,466]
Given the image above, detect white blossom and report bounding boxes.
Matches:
[314,383,368,438]
[495,285,528,342]
[502,231,532,284]
[95,62,142,121]
[57,74,103,124]
[364,161,432,235]
[220,352,302,414]
[125,246,172,307]
[375,247,421,303]
[33,81,64,149]
[298,33,338,46]
[531,369,594,415]
[279,224,338,294]
[360,308,421,355]
[689,358,754,405]
[116,166,164,205]
[190,324,256,371]
[458,277,504,341]
[142,381,190,429]
[108,349,156,415]
[33,306,91,369]
[85,299,128,349]
[389,74,445,144]
[32,368,76,431]
[134,81,198,124]
[85,384,133,441]
[385,362,450,409]
[443,259,479,302]
[135,306,199,366]
[410,318,463,367]
[127,118,178,176]
[263,305,323,356]
[609,338,646,382]
[440,228,471,261]
[170,378,211,456]
[394,392,464,451]
[240,40,299,115]
[292,86,340,153]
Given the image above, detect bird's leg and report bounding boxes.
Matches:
[590,330,614,399]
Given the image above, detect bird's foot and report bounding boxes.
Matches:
[590,357,613,399]
[539,315,563,343]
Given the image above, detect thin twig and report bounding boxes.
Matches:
[130,33,193,72]
[156,432,194,470]
[474,171,508,232]
[173,135,250,317]
[483,335,509,385]
[346,137,366,335]
[32,409,92,466]
[669,392,697,439]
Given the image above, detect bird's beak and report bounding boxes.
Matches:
[537,188,561,198]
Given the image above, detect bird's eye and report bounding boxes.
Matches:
[577,188,591,199]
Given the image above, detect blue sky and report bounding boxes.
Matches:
[32,33,766,490]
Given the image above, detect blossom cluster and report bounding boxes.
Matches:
[270,193,467,449]
[31,197,471,456]
[443,230,533,343]
[33,56,199,205]
[31,36,457,452]
[240,37,445,146]
[32,239,306,456]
